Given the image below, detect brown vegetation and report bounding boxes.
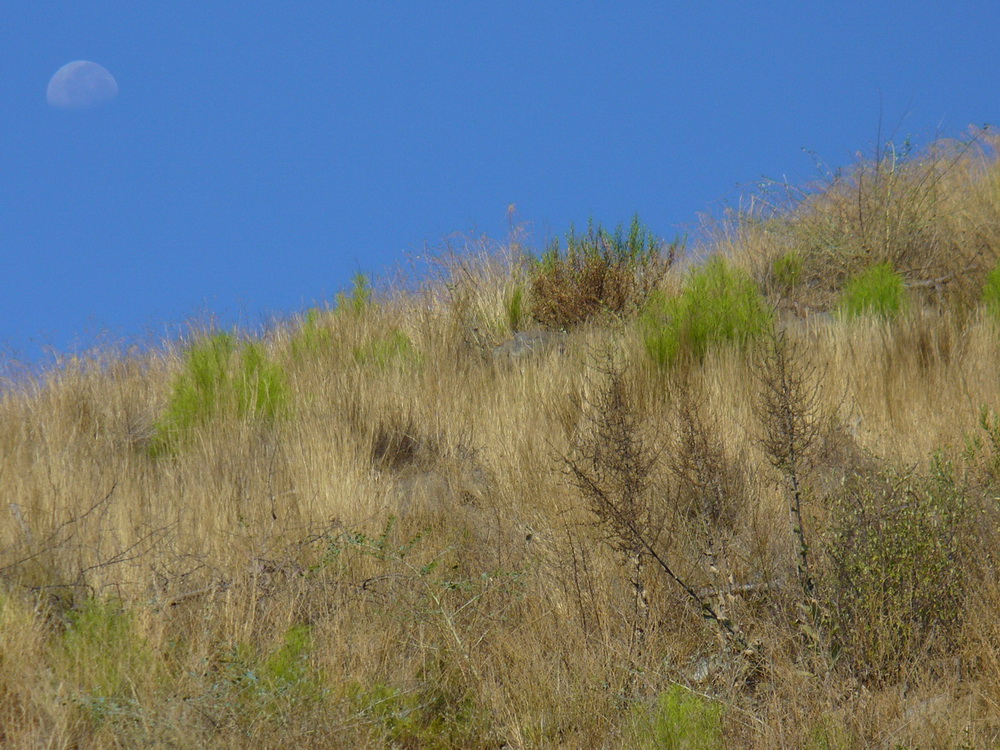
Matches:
[1,132,1000,747]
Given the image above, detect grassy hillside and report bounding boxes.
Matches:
[2,129,1000,748]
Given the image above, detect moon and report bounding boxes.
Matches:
[47,61,118,110]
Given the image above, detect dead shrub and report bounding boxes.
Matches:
[562,353,756,675]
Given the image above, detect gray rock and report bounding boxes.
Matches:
[492,330,567,363]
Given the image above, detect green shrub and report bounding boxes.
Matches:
[631,684,725,750]
[640,257,772,368]
[773,250,804,289]
[336,272,373,316]
[149,332,289,456]
[347,679,484,749]
[981,260,1000,319]
[528,215,675,329]
[837,262,908,319]
[822,467,969,685]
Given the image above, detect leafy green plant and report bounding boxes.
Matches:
[631,684,725,750]
[640,256,773,368]
[528,215,675,329]
[837,262,908,320]
[149,332,290,456]
[822,467,969,684]
[353,328,420,370]
[215,624,327,726]
[981,259,1000,319]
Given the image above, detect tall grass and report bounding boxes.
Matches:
[719,126,1000,311]
[0,132,999,747]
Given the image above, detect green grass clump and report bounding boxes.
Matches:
[641,256,772,368]
[981,260,1000,319]
[506,285,526,332]
[336,272,374,316]
[772,249,804,290]
[837,262,908,319]
[57,598,153,722]
[631,684,725,750]
[290,308,334,360]
[353,328,420,370]
[149,332,290,456]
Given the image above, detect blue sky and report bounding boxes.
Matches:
[2,2,997,365]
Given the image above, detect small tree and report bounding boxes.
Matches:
[754,330,826,654]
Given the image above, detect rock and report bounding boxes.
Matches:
[492,330,567,364]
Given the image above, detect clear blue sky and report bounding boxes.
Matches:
[2,2,997,364]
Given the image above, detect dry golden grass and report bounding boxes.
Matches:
[716,126,1000,313]
[2,135,1000,747]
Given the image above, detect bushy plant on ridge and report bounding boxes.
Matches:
[836,261,908,319]
[528,215,676,329]
[149,331,289,456]
[640,256,773,368]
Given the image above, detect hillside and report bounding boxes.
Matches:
[1,129,999,748]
